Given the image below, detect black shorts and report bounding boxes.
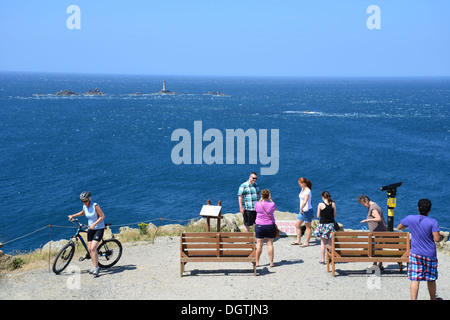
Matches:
[243,210,257,226]
[255,224,276,239]
[87,228,104,242]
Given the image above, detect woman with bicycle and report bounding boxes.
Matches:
[68,191,105,276]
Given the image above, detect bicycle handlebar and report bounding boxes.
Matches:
[69,218,111,231]
[69,218,89,231]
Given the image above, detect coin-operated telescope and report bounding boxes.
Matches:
[380,182,402,231]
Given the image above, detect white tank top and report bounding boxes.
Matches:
[83,202,105,230]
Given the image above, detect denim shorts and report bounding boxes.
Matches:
[297,208,314,223]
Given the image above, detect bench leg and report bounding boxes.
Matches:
[180,262,185,277]
[253,262,257,276]
[326,254,330,272]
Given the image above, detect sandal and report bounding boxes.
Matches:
[290,242,301,245]
[299,243,309,247]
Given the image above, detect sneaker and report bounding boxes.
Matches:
[90,267,100,276]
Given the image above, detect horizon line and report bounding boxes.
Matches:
[1,69,450,79]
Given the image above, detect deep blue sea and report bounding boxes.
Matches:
[1,72,449,254]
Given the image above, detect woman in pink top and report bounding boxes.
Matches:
[254,189,277,267]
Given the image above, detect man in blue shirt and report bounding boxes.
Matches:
[238,172,260,232]
[397,199,444,300]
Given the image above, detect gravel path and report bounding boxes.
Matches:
[1,236,449,300]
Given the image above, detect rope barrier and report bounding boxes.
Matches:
[1,215,448,252]
[1,225,50,247]
[0,215,203,250]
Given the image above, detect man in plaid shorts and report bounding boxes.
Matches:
[397,199,445,300]
[238,172,260,232]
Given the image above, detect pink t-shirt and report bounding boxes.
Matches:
[255,201,277,225]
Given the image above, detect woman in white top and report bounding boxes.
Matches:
[68,191,105,276]
[292,177,313,247]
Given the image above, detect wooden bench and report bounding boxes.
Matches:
[326,231,410,277]
[180,232,257,276]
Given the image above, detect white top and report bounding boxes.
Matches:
[299,188,312,212]
[83,202,105,230]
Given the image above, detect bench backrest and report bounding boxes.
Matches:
[181,232,256,258]
[332,231,410,257]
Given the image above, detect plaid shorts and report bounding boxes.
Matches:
[408,252,438,281]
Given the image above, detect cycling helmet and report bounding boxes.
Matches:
[80,191,91,201]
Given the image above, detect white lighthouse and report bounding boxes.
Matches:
[154,80,178,95]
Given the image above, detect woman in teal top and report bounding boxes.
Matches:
[68,191,106,276]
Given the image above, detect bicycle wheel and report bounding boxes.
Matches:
[52,242,75,274]
[97,239,122,268]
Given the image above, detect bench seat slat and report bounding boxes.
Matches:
[334,243,369,249]
[372,238,408,243]
[335,250,369,256]
[182,232,254,237]
[183,243,217,249]
[333,237,370,243]
[181,257,256,263]
[220,243,255,249]
[220,238,255,243]
[373,243,407,249]
[332,257,409,263]
[184,250,254,256]
[182,238,217,243]
[372,250,407,256]
[183,249,218,256]
[183,243,255,249]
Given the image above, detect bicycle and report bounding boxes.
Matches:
[52,218,122,274]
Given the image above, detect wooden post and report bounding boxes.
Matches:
[205,199,222,232]
[206,199,211,232]
[217,200,222,231]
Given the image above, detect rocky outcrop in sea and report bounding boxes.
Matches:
[204,91,228,96]
[33,88,105,96]
[84,88,105,95]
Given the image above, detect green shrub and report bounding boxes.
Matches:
[138,223,149,235]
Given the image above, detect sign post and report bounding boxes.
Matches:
[199,200,222,232]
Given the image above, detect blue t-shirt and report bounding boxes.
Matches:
[400,214,440,257]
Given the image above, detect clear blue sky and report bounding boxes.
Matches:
[1,0,449,77]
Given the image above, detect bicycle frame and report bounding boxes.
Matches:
[69,219,98,260]
[74,231,90,255]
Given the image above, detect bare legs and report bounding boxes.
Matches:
[88,240,100,268]
[293,220,312,246]
[320,238,331,263]
[410,280,438,300]
[256,238,274,267]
